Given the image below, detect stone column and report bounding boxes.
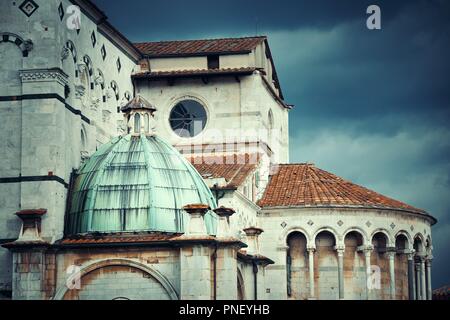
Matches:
[307,247,315,299]
[243,227,264,256]
[2,209,51,300]
[425,257,433,300]
[336,246,345,300]
[243,227,264,300]
[214,206,235,238]
[407,251,416,300]
[363,246,373,300]
[386,249,396,300]
[420,257,426,301]
[214,207,241,300]
[415,261,421,300]
[178,204,212,300]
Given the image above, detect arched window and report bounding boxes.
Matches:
[144,113,150,133]
[268,109,274,130]
[81,128,87,150]
[268,109,274,143]
[110,81,120,101]
[83,55,93,77]
[134,113,141,134]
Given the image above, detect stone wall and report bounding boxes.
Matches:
[259,207,433,300]
[136,73,289,164]
[53,247,180,300]
[0,0,138,295]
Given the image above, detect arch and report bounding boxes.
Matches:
[65,40,77,64]
[0,32,32,57]
[110,80,120,101]
[286,231,309,299]
[413,232,425,246]
[343,227,368,246]
[395,230,413,250]
[312,227,340,245]
[343,230,366,299]
[237,267,245,300]
[394,233,410,300]
[94,69,105,89]
[314,229,339,299]
[82,55,94,76]
[80,125,87,151]
[371,230,391,299]
[413,233,425,254]
[124,91,132,101]
[268,109,274,130]
[134,113,141,133]
[425,235,432,251]
[370,228,394,247]
[53,258,179,300]
[279,226,311,248]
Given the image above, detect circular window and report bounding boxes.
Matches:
[169,100,207,138]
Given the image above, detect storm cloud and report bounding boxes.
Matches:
[93,0,450,288]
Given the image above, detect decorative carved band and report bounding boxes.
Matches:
[19,68,69,86]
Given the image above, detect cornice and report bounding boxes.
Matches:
[19,68,69,86]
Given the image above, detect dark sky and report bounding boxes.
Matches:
[93,0,450,289]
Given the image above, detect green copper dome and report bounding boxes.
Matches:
[66,134,217,235]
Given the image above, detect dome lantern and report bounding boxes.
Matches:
[121,95,157,136]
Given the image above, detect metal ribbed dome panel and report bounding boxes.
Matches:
[66,134,217,235]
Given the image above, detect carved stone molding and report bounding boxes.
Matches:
[61,45,70,61]
[19,68,68,86]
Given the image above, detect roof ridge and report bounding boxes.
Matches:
[134,35,267,45]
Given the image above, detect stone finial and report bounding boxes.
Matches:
[183,204,210,236]
[213,206,235,238]
[15,209,47,242]
[243,227,264,255]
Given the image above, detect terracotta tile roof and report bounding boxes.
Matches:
[59,232,181,245]
[134,36,266,57]
[433,286,450,299]
[188,154,260,189]
[132,67,257,79]
[258,164,429,215]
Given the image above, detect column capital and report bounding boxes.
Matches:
[213,206,236,218]
[417,255,427,263]
[407,249,416,260]
[359,245,373,253]
[243,226,264,237]
[307,246,316,253]
[385,247,397,259]
[183,203,210,216]
[334,245,345,256]
[425,256,433,264]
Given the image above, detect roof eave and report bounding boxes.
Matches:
[259,204,437,224]
[141,50,252,59]
[132,68,257,80]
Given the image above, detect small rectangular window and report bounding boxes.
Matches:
[207,55,219,70]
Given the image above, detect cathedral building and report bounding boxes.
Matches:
[0,0,436,300]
